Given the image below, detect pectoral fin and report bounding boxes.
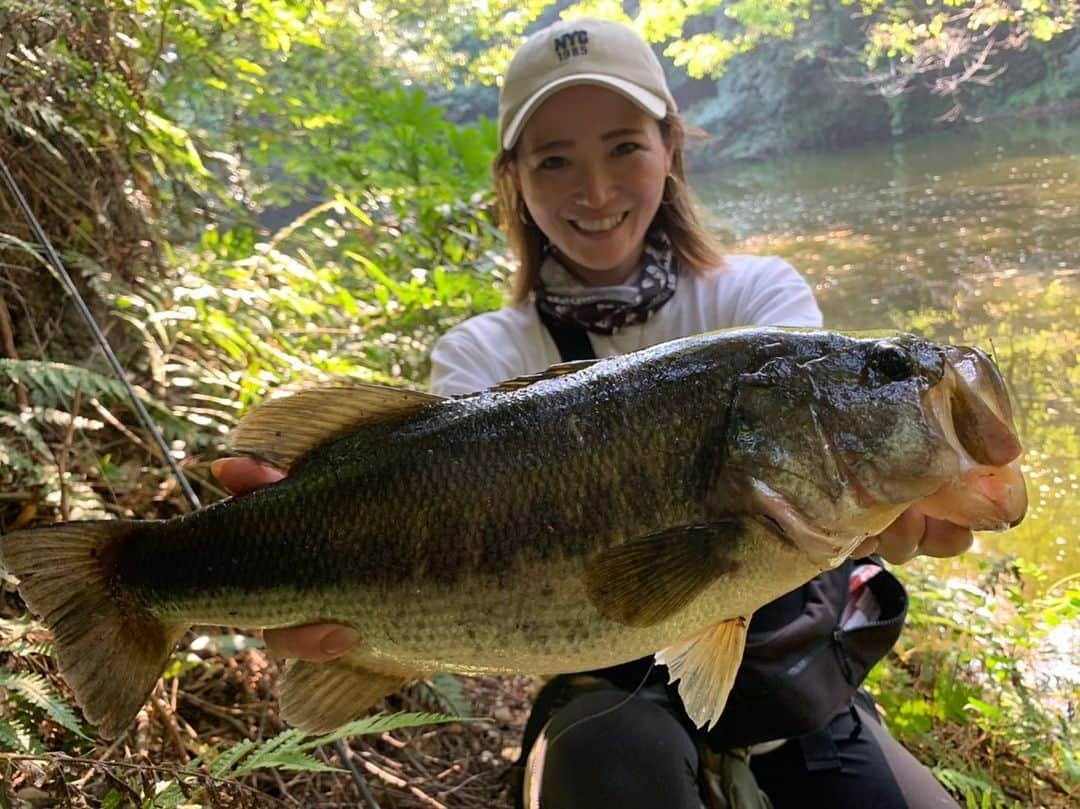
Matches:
[280,657,418,734]
[584,521,742,627]
[656,616,749,730]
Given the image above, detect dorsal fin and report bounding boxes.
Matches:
[229,384,443,469]
[484,359,600,394]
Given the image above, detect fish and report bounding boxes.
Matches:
[0,328,1027,738]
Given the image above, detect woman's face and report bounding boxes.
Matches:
[512,85,674,287]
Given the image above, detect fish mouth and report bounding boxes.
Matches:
[918,346,1027,530]
[748,345,1027,568]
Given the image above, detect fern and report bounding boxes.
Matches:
[0,640,55,657]
[233,729,334,775]
[0,412,54,463]
[0,359,189,438]
[204,711,468,777]
[0,411,53,487]
[0,670,87,738]
[203,730,333,776]
[934,767,1008,808]
[298,711,470,750]
[419,671,472,717]
[206,739,257,778]
[0,716,39,753]
[0,615,35,643]
[0,359,129,406]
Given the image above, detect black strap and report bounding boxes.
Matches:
[799,726,842,772]
[538,307,597,361]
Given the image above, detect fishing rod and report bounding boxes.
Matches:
[0,153,383,807]
[0,154,201,509]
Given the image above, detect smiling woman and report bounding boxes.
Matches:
[223,15,991,809]
[510,85,673,285]
[491,19,726,317]
[428,17,971,809]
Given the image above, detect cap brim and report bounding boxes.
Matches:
[502,74,668,150]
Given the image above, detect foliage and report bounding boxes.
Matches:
[108,190,505,450]
[1,0,512,514]
[0,671,86,744]
[420,672,475,718]
[867,559,1080,807]
[0,615,85,754]
[200,712,467,778]
[537,2,1080,113]
[0,703,463,807]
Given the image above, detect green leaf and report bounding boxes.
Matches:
[243,749,340,773]
[421,672,472,717]
[298,711,470,750]
[0,717,38,753]
[207,739,256,777]
[0,412,54,463]
[964,698,1002,720]
[0,670,87,738]
[232,57,268,76]
[231,728,308,774]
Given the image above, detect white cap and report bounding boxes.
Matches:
[498,18,678,151]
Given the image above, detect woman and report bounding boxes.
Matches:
[215,17,971,807]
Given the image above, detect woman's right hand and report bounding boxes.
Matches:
[210,457,359,662]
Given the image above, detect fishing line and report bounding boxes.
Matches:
[0,154,201,509]
[0,155,388,806]
[542,660,658,752]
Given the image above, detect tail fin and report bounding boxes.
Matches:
[0,521,187,738]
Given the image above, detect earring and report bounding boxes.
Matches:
[519,203,532,226]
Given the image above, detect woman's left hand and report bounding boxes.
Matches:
[211,457,360,662]
[852,505,974,564]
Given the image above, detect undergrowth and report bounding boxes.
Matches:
[867,559,1079,808]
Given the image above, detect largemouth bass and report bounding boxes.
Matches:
[0,328,1027,738]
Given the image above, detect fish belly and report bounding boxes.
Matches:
[147,524,822,677]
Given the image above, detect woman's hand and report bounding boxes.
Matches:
[852,505,974,564]
[210,457,359,662]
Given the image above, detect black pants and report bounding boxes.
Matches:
[524,688,959,809]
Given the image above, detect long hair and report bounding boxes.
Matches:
[494,114,726,304]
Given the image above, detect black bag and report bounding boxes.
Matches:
[705,556,907,749]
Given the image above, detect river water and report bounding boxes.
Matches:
[694,115,1079,584]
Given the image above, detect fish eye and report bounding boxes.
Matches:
[869,343,914,382]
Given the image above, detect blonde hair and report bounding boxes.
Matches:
[494,114,726,304]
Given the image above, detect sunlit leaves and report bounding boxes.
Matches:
[566,0,633,27]
[142,110,210,179]
[665,32,751,79]
[549,1,1079,101]
[865,560,1080,805]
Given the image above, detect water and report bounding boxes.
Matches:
[693,116,1080,584]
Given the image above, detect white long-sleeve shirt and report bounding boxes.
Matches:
[430,255,823,396]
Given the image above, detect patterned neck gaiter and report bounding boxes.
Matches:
[535,231,678,335]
